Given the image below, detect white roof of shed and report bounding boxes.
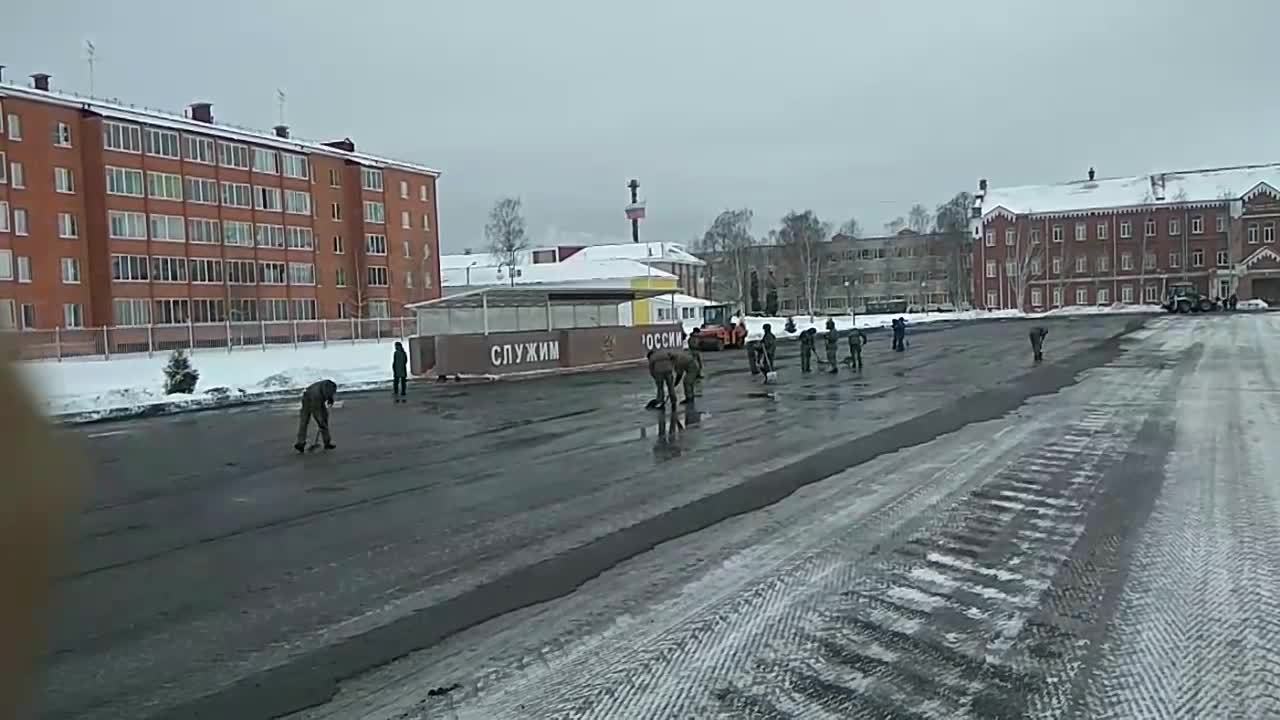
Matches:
[566,242,706,266]
[441,258,675,287]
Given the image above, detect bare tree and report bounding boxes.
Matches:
[838,217,863,238]
[778,210,829,315]
[485,197,529,286]
[701,208,755,311]
[1006,226,1045,310]
[907,204,933,234]
[935,191,974,306]
[884,216,907,235]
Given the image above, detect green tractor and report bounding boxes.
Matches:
[1162,282,1219,314]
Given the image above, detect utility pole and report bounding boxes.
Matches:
[625,178,645,244]
[85,41,96,94]
[276,89,287,126]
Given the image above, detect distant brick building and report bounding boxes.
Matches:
[970,164,1280,311]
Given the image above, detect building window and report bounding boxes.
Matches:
[1120,221,1132,239]
[259,261,287,285]
[191,298,227,323]
[186,215,221,243]
[1144,219,1156,237]
[984,230,994,247]
[220,182,251,208]
[188,258,223,283]
[1191,215,1203,234]
[150,256,188,283]
[53,122,72,147]
[402,210,412,229]
[1169,219,1181,235]
[103,121,142,153]
[1266,223,1275,243]
[9,161,24,188]
[54,167,75,193]
[63,304,84,328]
[0,250,11,281]
[13,209,28,236]
[1169,251,1181,268]
[422,213,430,231]
[218,142,250,169]
[1052,256,1063,274]
[150,214,186,242]
[5,113,20,141]
[106,166,145,196]
[368,300,390,319]
[333,235,344,254]
[184,177,218,204]
[258,299,289,322]
[144,128,180,158]
[113,298,152,326]
[361,168,384,192]
[282,153,309,180]
[284,190,312,215]
[335,268,347,287]
[288,262,316,285]
[19,303,35,328]
[291,299,317,321]
[0,152,6,183]
[331,202,342,221]
[108,210,148,239]
[1121,285,1134,303]
[399,179,409,199]
[363,201,386,224]
[1076,287,1088,305]
[0,202,8,232]
[286,226,314,250]
[366,234,387,255]
[1052,287,1063,307]
[1030,228,1041,245]
[986,289,998,308]
[1216,215,1227,233]
[255,224,286,249]
[1192,248,1204,267]
[254,186,282,211]
[328,168,341,187]
[252,148,279,174]
[147,171,183,201]
[420,184,429,202]
[225,260,256,284]
[57,212,79,239]
[1143,252,1156,270]
[1144,285,1160,303]
[1097,254,1110,272]
[1052,225,1063,243]
[17,256,31,283]
[367,266,389,287]
[1075,222,1086,241]
[1248,223,1259,244]
[1031,257,1042,275]
[184,135,215,164]
[60,257,81,284]
[223,221,254,247]
[1005,260,1017,278]
[1031,287,1043,306]
[1098,288,1110,304]
[1075,255,1088,273]
[403,240,411,258]
[985,259,996,278]
[405,270,414,288]
[1005,229,1015,246]
[1217,250,1230,267]
[1097,222,1108,240]
[1120,252,1133,270]
[154,299,191,325]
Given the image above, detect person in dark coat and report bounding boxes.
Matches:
[686,329,703,397]
[392,341,408,401]
[295,379,337,453]
[647,349,696,408]
[892,317,907,352]
[799,328,816,373]
[1029,326,1048,364]
[824,319,839,374]
[847,327,866,371]
[761,324,778,372]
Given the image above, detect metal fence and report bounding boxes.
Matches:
[6,317,414,361]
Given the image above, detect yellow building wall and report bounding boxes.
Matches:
[629,276,679,325]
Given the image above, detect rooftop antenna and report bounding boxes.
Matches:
[85,40,96,94]
[276,88,286,126]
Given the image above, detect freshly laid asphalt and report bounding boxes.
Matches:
[38,314,1145,719]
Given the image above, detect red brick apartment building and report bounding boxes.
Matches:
[970,164,1280,312]
[0,72,441,341]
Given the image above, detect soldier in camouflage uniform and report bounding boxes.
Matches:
[824,319,839,374]
[761,324,777,373]
[799,328,816,373]
[846,327,866,372]
[294,379,338,453]
[685,328,703,397]
[1029,326,1048,364]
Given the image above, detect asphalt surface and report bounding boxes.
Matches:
[42,314,1163,719]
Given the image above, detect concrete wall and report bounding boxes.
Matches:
[409,323,684,376]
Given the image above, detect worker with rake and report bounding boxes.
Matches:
[294,379,338,453]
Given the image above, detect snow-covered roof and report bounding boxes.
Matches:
[654,293,714,306]
[441,258,675,287]
[565,242,706,266]
[0,81,440,177]
[409,285,674,310]
[978,163,1280,220]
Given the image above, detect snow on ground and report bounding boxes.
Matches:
[19,341,403,422]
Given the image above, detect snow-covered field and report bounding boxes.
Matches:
[19,341,403,422]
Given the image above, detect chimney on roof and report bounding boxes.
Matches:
[1088,167,1096,181]
[273,124,290,139]
[189,102,213,123]
[979,178,988,193]
[323,137,355,152]
[31,73,50,91]
[0,65,6,82]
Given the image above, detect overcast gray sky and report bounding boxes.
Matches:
[6,0,1280,252]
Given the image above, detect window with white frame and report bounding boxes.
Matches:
[258,261,287,284]
[282,153,309,180]
[1052,256,1063,274]
[1266,223,1275,243]
[114,298,152,326]
[331,202,342,221]
[1144,252,1156,270]
[0,201,8,232]
[367,300,390,318]
[147,171,183,200]
[1169,251,1181,268]
[63,304,84,328]
[335,268,347,287]
[1216,215,1227,233]
[1144,218,1156,237]
[402,210,412,229]
[1052,287,1063,306]
[1005,260,1017,278]
[57,212,78,239]
[150,214,186,242]
[192,298,227,323]
[221,182,251,208]
[284,190,311,215]
[106,166,144,196]
[252,148,279,174]
[984,259,996,278]
[420,184,428,202]
[225,259,256,284]
[1075,222,1086,241]
[1248,223,1259,244]
[150,256,188,283]
[363,201,385,224]
[1120,221,1132,238]
[144,128,180,158]
[230,298,257,321]
[402,241,411,258]
[53,121,72,147]
[1217,250,1230,267]
[367,266,389,286]
[255,224,286,249]
[361,168,383,191]
[1191,215,1203,234]
[218,142,249,169]
[1097,222,1108,240]
[1031,287,1044,306]
[1120,252,1133,270]
[1030,227,1041,244]
[188,258,223,283]
[259,298,289,321]
[55,167,74,193]
[328,168,341,187]
[108,211,147,239]
[254,186,282,211]
[153,299,190,325]
[984,230,994,247]
[60,257,81,284]
[1192,248,1204,267]
[12,209,27,236]
[1144,285,1160,303]
[1098,288,1110,304]
[5,113,20,140]
[223,221,254,247]
[1031,257,1042,275]
[1075,255,1088,273]
[0,152,6,183]
[333,235,344,254]
[184,135,215,164]
[399,179,409,199]
[288,262,315,285]
[1121,285,1134,303]
[1097,254,1109,272]
[0,249,10,280]
[986,289,998,308]
[291,299,317,321]
[9,161,23,188]
[1052,225,1063,243]
[366,233,387,255]
[103,121,143,152]
[422,213,430,231]
[285,226,314,250]
[17,256,30,283]
[1169,218,1181,235]
[185,176,218,204]
[1075,287,1088,305]
[405,270,414,289]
